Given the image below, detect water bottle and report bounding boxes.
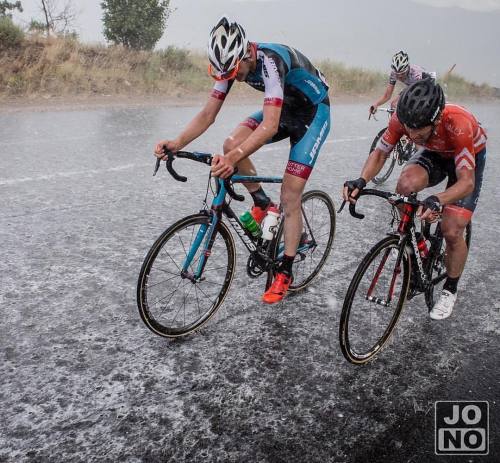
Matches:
[416,232,429,259]
[240,211,262,238]
[261,205,280,241]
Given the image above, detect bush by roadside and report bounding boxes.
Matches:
[0,36,497,101]
[0,16,24,50]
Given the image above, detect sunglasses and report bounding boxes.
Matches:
[208,60,241,81]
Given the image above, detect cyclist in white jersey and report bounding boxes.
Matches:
[369,50,436,116]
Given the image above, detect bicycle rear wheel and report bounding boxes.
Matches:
[339,235,411,364]
[268,190,336,291]
[424,222,472,309]
[137,213,236,338]
[371,128,396,185]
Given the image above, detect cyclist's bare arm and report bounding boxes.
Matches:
[437,168,475,206]
[342,147,389,203]
[361,148,392,182]
[155,96,225,157]
[225,104,281,165]
[370,84,395,114]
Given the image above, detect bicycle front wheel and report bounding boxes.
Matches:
[268,190,336,292]
[137,213,236,338]
[339,235,411,364]
[371,128,396,185]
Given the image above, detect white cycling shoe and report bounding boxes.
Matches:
[429,290,457,320]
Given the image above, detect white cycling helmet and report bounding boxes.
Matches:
[391,50,409,73]
[208,16,248,76]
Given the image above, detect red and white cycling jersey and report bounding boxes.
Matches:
[389,64,436,86]
[377,104,487,170]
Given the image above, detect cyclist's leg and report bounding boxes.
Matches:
[396,150,446,195]
[282,101,331,257]
[223,110,288,194]
[263,101,330,303]
[441,148,486,278]
[223,112,263,192]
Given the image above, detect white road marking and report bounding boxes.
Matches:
[0,136,370,186]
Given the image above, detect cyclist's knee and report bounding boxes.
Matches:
[223,137,238,154]
[442,223,466,247]
[396,171,420,195]
[280,189,301,216]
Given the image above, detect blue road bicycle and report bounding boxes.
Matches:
[137,151,336,338]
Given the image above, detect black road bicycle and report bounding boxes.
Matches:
[338,189,471,364]
[137,151,336,338]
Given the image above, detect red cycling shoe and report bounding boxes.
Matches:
[262,272,293,304]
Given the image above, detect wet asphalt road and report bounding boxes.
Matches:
[1,101,499,462]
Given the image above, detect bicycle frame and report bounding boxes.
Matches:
[342,189,434,307]
[158,149,318,283]
[181,174,284,281]
[369,201,436,308]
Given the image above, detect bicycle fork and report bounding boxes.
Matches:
[365,244,404,308]
[181,211,219,283]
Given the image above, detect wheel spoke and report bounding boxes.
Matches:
[138,217,234,337]
[340,238,408,364]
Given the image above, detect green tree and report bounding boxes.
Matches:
[101,0,171,50]
[0,1,23,17]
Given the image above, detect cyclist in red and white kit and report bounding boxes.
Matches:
[369,50,436,116]
[345,79,487,320]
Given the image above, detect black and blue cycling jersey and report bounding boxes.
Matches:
[211,42,331,179]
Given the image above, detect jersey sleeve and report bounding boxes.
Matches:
[376,113,405,153]
[261,51,286,107]
[210,79,235,101]
[388,71,397,86]
[449,117,477,171]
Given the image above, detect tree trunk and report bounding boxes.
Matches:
[40,0,50,37]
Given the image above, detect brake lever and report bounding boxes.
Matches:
[223,170,245,202]
[339,193,364,219]
[349,202,365,220]
[166,151,187,182]
[153,157,161,176]
[368,107,378,121]
[337,199,347,213]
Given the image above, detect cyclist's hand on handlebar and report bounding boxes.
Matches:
[154,139,180,160]
[343,177,367,204]
[211,154,235,179]
[369,105,377,117]
[417,195,442,223]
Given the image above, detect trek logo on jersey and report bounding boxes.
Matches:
[309,119,329,163]
[455,148,475,170]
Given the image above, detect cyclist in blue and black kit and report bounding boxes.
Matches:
[155,16,331,304]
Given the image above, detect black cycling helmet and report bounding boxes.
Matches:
[397,78,445,129]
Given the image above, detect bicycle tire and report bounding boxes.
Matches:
[371,128,396,185]
[339,235,411,364]
[267,190,336,292]
[424,222,472,310]
[137,213,236,338]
